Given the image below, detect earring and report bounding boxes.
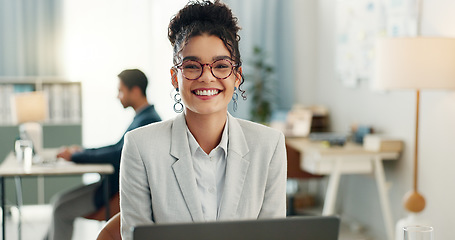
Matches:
[232,87,239,112]
[173,88,184,113]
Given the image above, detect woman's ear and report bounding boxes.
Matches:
[170,67,179,89]
[234,66,242,87]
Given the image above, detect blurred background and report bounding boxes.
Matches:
[1,0,455,239]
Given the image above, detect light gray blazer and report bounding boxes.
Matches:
[120,113,287,239]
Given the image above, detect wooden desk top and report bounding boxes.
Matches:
[0,148,114,177]
[285,137,401,175]
[285,137,400,159]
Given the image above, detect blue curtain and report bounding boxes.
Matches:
[0,0,62,76]
[224,0,295,120]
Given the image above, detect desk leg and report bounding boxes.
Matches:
[1,177,5,240]
[14,177,23,240]
[322,158,342,216]
[103,177,110,221]
[373,156,394,240]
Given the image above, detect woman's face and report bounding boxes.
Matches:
[172,34,241,117]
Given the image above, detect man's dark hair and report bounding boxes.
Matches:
[168,0,246,99]
[118,69,148,97]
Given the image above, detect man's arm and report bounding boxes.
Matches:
[71,143,123,164]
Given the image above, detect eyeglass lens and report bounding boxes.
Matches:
[181,59,233,80]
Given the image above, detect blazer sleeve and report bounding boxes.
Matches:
[120,132,154,240]
[258,132,287,218]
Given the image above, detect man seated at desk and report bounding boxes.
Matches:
[45,69,161,240]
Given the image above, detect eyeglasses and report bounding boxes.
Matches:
[176,59,237,80]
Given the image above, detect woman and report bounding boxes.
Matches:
[120,1,287,239]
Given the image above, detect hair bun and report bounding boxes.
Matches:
[168,0,240,46]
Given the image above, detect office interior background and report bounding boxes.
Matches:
[1,0,455,239]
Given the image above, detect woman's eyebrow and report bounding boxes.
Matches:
[213,55,231,61]
[182,55,232,62]
[182,56,200,61]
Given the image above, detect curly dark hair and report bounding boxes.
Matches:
[168,0,246,100]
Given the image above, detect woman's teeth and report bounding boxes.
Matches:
[194,89,219,96]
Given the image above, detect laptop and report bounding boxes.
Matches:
[133,216,340,240]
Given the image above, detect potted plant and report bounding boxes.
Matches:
[247,46,275,124]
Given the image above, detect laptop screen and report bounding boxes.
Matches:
[133,216,340,240]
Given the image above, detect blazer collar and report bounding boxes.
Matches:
[170,113,190,159]
[226,113,249,156]
[170,113,251,221]
[218,113,250,219]
[170,113,204,221]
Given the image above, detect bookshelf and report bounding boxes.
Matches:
[0,77,82,125]
[0,77,84,204]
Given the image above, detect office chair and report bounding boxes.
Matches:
[85,193,120,221]
[96,212,121,240]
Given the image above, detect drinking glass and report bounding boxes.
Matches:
[403,226,434,240]
[15,139,33,162]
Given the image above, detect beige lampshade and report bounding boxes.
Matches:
[13,91,48,124]
[373,37,455,90]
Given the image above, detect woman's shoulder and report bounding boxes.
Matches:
[126,117,173,138]
[234,118,283,139]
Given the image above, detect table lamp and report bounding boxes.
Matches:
[373,37,455,239]
[13,91,48,158]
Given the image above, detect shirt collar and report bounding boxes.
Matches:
[186,116,229,157]
[134,104,151,117]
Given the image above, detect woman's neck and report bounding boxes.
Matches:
[185,111,227,154]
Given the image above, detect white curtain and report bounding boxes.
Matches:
[224,0,295,119]
[0,0,63,76]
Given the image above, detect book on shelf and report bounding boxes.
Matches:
[0,84,14,124]
[13,84,35,93]
[68,84,81,123]
[50,84,64,123]
[47,83,82,123]
[42,84,52,122]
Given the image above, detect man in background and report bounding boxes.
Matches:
[47,69,161,240]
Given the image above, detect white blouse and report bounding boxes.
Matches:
[186,118,228,221]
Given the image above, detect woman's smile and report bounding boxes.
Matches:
[192,88,223,99]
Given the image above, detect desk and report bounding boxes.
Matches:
[286,138,401,240]
[0,148,114,240]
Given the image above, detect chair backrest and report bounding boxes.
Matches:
[85,193,120,221]
[97,212,121,240]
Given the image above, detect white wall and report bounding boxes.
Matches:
[294,0,455,239]
[62,0,186,147]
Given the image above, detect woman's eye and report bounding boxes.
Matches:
[215,64,229,69]
[183,64,200,69]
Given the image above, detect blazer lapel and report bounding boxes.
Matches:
[218,114,250,219]
[170,114,204,222]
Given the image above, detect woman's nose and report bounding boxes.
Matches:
[198,65,216,82]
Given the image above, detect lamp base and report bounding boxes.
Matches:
[403,190,426,213]
[395,213,431,240]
